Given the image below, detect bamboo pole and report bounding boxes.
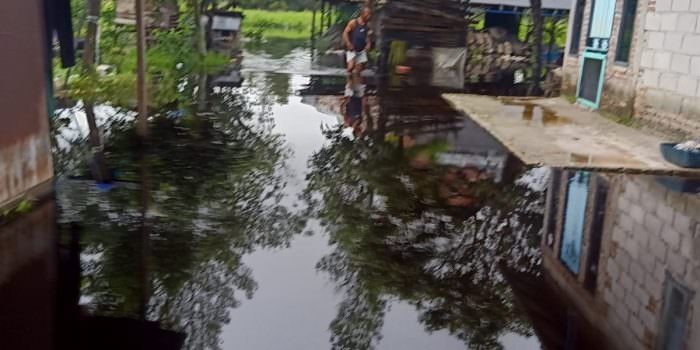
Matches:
[136,0,149,137]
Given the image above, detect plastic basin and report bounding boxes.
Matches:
[660,143,700,168]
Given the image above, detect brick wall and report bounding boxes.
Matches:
[544,172,700,349]
[602,175,700,349]
[635,0,700,136]
[563,0,646,118]
[563,0,700,137]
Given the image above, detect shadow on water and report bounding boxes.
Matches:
[3,39,700,350]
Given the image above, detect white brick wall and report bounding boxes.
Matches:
[638,3,700,115]
[653,51,672,70]
[677,75,698,96]
[561,0,700,134]
[603,176,700,349]
[677,13,697,32]
[661,13,679,31]
[670,54,690,74]
[671,0,690,12]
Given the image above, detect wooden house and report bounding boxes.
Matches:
[0,0,66,210]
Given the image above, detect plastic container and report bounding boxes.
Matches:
[660,143,700,168]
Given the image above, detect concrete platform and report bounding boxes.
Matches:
[442,94,700,176]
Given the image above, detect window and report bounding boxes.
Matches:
[615,0,638,63]
[559,172,590,274]
[570,0,587,55]
[657,275,694,350]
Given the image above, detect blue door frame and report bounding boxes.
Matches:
[576,51,607,109]
[576,0,616,110]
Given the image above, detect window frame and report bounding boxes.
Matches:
[614,0,638,64]
[569,0,587,55]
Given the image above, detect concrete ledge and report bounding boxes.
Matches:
[442,94,700,176]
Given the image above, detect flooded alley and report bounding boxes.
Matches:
[3,0,700,347]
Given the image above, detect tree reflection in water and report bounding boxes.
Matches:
[55,89,304,350]
[304,126,546,350]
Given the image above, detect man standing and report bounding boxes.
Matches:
[343,7,372,74]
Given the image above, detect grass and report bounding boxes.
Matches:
[0,199,35,227]
[601,110,636,127]
[563,93,577,104]
[242,9,313,40]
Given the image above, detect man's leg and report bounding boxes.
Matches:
[346,51,356,73]
[354,51,368,74]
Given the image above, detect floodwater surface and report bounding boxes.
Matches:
[2,41,700,350]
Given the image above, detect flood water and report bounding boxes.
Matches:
[3,41,700,350]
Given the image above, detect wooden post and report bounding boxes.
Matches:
[83,0,102,149]
[327,3,332,29]
[320,1,326,33]
[311,4,317,41]
[136,0,149,137]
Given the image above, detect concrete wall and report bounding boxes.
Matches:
[0,0,54,209]
[544,171,700,349]
[563,0,700,137]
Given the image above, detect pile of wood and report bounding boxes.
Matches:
[379,0,467,48]
[465,27,531,84]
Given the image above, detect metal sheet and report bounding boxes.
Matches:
[431,47,466,89]
[212,16,242,31]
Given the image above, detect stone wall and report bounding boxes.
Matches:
[635,0,700,136]
[0,0,54,209]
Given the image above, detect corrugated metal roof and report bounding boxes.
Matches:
[470,0,572,10]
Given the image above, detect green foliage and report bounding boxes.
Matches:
[242,9,312,40]
[237,0,315,11]
[0,199,36,226]
[468,12,486,31]
[518,14,568,48]
[57,5,230,110]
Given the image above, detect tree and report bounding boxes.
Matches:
[80,0,112,182]
[529,0,544,95]
[57,87,305,350]
[303,126,547,349]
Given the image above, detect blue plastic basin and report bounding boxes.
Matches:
[660,143,700,168]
